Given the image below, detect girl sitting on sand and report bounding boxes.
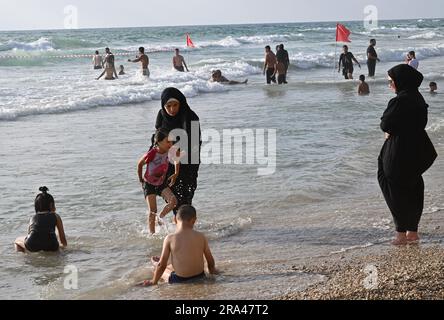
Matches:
[14,187,67,253]
[137,129,180,234]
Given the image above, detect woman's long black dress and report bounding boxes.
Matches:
[155,88,202,210]
[378,64,437,233]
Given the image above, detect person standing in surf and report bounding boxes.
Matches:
[92,50,103,70]
[154,88,202,212]
[128,47,150,77]
[378,64,437,245]
[263,46,277,84]
[276,44,290,84]
[173,48,189,72]
[367,39,380,77]
[338,45,361,80]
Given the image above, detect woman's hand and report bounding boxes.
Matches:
[385,133,391,140]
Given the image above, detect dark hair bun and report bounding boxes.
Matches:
[39,186,49,193]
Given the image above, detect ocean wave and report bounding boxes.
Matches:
[0,61,260,120]
[427,119,444,133]
[408,31,444,40]
[0,37,56,52]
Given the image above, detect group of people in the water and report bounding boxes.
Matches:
[14,87,218,286]
[13,34,440,287]
[91,44,291,85]
[93,47,188,80]
[338,39,439,96]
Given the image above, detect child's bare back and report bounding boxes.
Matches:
[168,228,208,278]
[141,205,217,286]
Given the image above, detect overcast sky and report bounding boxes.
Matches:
[1,0,443,31]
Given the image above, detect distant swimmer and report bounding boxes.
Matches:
[429,81,438,94]
[97,47,118,80]
[139,205,218,286]
[129,47,150,77]
[119,65,125,75]
[367,39,380,77]
[406,51,419,70]
[14,187,67,253]
[93,50,103,70]
[173,48,189,72]
[358,75,370,95]
[338,45,361,80]
[210,70,248,85]
[276,44,290,84]
[263,45,277,84]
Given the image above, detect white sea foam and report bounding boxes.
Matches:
[0,37,56,52]
[0,62,260,120]
[408,31,443,40]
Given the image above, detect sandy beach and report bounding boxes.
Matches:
[280,215,444,300]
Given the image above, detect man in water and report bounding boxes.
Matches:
[97,48,118,80]
[276,44,290,84]
[128,47,150,77]
[338,45,361,80]
[263,46,277,84]
[367,39,380,77]
[92,50,103,70]
[210,70,247,85]
[429,82,438,94]
[173,48,189,72]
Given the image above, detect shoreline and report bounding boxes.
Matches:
[280,242,444,300]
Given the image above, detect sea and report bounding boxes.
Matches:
[0,19,443,299]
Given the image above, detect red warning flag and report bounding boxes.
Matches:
[186,34,195,48]
[336,23,351,42]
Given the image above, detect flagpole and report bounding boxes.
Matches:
[334,23,338,80]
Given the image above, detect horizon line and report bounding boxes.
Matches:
[0,16,442,33]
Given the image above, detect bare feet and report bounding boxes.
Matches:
[406,232,420,244]
[392,232,408,246]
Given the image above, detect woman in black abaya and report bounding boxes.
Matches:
[155,88,202,212]
[378,64,437,245]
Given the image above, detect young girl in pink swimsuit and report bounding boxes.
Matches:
[138,129,180,234]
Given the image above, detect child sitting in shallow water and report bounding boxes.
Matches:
[14,187,67,253]
[141,205,218,286]
[138,129,180,234]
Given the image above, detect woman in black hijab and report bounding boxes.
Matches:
[378,64,437,245]
[155,87,201,211]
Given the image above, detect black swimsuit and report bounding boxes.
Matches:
[25,212,59,252]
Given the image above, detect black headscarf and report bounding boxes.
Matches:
[155,87,201,167]
[159,87,193,130]
[388,64,423,94]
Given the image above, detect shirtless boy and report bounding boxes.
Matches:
[141,205,217,286]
